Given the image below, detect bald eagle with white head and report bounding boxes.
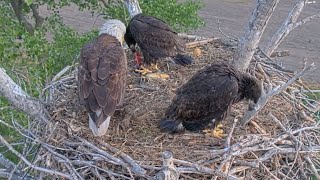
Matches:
[78,19,127,136]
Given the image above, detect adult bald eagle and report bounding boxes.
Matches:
[78,19,127,136]
[124,13,193,78]
[159,62,262,138]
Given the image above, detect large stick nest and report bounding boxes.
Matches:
[12,36,320,179]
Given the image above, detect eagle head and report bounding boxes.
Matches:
[240,74,262,109]
[99,19,126,46]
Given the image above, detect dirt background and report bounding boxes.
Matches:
[39,0,320,84]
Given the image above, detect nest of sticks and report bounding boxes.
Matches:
[4,35,320,179]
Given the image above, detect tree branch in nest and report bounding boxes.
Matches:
[240,62,315,125]
[270,50,290,58]
[154,151,179,180]
[177,33,209,41]
[185,38,217,48]
[0,135,71,178]
[0,68,49,123]
[173,159,238,180]
[97,140,147,175]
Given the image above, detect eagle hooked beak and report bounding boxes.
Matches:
[121,37,125,46]
[248,99,256,111]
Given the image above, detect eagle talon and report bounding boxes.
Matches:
[146,72,170,79]
[203,124,225,139]
[150,63,160,72]
[134,66,152,75]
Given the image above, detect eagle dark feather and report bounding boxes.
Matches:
[124,13,193,66]
[160,62,262,133]
[78,34,127,136]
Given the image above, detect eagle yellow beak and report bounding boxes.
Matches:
[121,37,125,46]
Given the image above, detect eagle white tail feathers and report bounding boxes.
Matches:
[88,110,111,136]
[159,119,185,133]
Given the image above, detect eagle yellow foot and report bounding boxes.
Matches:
[203,124,226,139]
[135,66,152,75]
[150,63,160,71]
[146,73,170,79]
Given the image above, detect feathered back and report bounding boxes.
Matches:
[160,62,261,133]
[124,13,186,58]
[78,34,127,128]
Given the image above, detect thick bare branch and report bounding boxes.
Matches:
[124,0,142,18]
[154,151,179,180]
[0,68,49,123]
[263,0,309,56]
[233,0,279,71]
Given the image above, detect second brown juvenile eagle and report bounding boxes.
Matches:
[124,13,193,78]
[159,62,262,138]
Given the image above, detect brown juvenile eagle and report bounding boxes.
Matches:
[124,13,193,78]
[159,62,262,138]
[78,19,127,136]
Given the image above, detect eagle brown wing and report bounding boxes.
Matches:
[164,65,239,131]
[129,14,185,59]
[78,34,127,127]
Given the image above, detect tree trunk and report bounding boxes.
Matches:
[9,0,34,34]
[124,0,142,18]
[30,3,44,28]
[233,0,279,71]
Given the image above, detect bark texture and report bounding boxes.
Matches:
[0,68,49,123]
[233,0,279,71]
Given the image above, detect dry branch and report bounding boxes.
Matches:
[264,0,320,56]
[154,151,179,180]
[270,50,290,57]
[0,68,49,123]
[97,140,147,175]
[0,135,71,178]
[185,38,216,48]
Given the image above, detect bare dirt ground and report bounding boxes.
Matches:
[39,0,320,85]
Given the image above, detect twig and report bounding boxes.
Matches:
[173,159,238,180]
[0,169,33,180]
[225,118,238,147]
[97,140,147,175]
[270,50,290,57]
[154,151,179,180]
[0,135,71,178]
[177,33,208,40]
[51,65,73,82]
[251,152,280,180]
[185,38,216,48]
[217,19,237,41]
[305,156,320,179]
[77,138,127,166]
